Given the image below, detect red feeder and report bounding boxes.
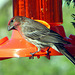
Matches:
[0,0,75,60]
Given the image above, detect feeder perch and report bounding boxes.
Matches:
[0,0,75,60]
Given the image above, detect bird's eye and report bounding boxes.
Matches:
[11,20,13,22]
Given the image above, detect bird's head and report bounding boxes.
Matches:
[8,16,25,31]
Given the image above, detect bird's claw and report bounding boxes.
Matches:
[46,47,51,59]
[29,51,39,59]
[46,47,51,55]
[29,56,34,59]
[29,53,34,59]
[46,50,51,55]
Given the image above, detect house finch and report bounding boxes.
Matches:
[8,16,75,64]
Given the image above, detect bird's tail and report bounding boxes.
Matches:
[54,43,75,65]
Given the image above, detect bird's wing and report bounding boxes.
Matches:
[20,19,70,44]
[23,26,68,44]
[38,32,66,44]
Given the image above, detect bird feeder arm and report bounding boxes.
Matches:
[0,0,75,60]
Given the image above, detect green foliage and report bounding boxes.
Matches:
[64,0,75,7]
[62,4,75,37]
[0,0,75,75]
[0,57,75,75]
[0,0,12,39]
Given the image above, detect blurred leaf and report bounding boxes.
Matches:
[64,0,75,7]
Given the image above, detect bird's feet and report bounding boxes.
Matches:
[29,51,39,59]
[46,47,51,55]
[29,47,51,59]
[29,53,35,59]
[46,47,51,59]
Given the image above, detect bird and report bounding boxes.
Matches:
[8,16,75,64]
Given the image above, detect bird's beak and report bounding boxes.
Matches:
[8,26,15,31]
